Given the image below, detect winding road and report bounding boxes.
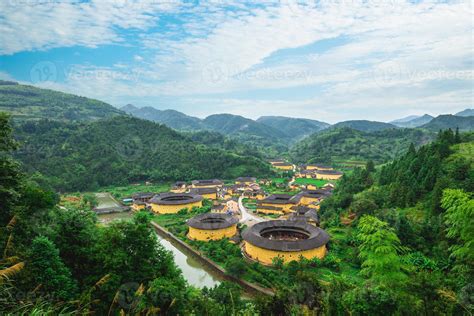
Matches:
[238,195,265,225]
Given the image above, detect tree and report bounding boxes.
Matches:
[27,236,78,301]
[357,216,406,287]
[0,112,21,228]
[225,257,247,277]
[442,189,474,278]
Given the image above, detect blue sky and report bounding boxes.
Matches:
[0,0,472,123]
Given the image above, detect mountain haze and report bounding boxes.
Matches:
[329,120,398,132]
[455,108,474,117]
[420,114,474,131]
[391,114,434,128]
[257,116,330,140]
[120,104,203,130]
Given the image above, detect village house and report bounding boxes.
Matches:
[131,192,155,211]
[272,162,293,171]
[235,177,257,185]
[170,181,187,193]
[315,169,343,180]
[189,187,218,200]
[191,179,224,189]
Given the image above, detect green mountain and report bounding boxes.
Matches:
[0,81,123,121]
[13,116,273,191]
[120,104,204,130]
[455,108,474,117]
[203,113,287,139]
[290,127,434,164]
[330,120,398,132]
[390,114,434,128]
[420,114,474,131]
[257,116,330,140]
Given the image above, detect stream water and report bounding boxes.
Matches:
[97,210,221,289]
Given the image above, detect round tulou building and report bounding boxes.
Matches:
[149,192,203,214]
[242,220,329,265]
[187,213,239,241]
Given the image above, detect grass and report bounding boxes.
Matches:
[100,183,171,200]
[294,178,329,187]
[270,177,287,184]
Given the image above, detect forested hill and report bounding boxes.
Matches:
[318,130,473,314]
[290,127,435,164]
[0,81,123,121]
[256,116,330,140]
[329,120,398,132]
[120,104,204,130]
[420,114,474,131]
[12,115,274,191]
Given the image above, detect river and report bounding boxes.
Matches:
[97,210,221,289]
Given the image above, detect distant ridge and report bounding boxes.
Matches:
[390,115,421,124]
[120,104,203,130]
[257,116,330,140]
[330,120,398,132]
[391,114,434,128]
[455,108,474,117]
[420,114,474,131]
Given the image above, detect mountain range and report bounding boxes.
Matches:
[1,80,473,157]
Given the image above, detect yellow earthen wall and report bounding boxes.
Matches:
[150,200,202,214]
[244,241,327,265]
[188,225,237,241]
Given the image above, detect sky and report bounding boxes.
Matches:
[0,0,472,123]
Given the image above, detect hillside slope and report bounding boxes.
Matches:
[0,81,123,121]
[421,114,474,131]
[13,116,273,191]
[121,104,203,130]
[290,127,434,164]
[454,108,474,117]
[257,116,330,140]
[391,114,433,128]
[330,120,398,132]
[203,113,288,139]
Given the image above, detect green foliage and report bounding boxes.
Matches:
[356,216,406,286]
[26,236,78,301]
[13,116,274,191]
[291,127,434,164]
[421,114,474,131]
[0,81,122,122]
[442,189,474,279]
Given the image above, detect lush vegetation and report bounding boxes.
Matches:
[0,80,123,122]
[256,116,330,141]
[329,120,398,132]
[12,115,274,191]
[290,127,435,164]
[318,129,473,314]
[1,106,473,314]
[420,114,474,131]
[294,178,329,187]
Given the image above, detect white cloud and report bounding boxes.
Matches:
[1,0,472,122]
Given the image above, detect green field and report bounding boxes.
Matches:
[101,183,171,200]
[294,178,329,187]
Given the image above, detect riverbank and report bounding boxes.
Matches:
[150,221,274,297]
